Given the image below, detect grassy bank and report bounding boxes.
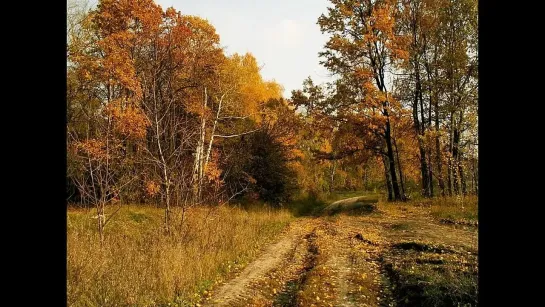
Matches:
[67,204,293,306]
[382,194,478,223]
[288,190,374,216]
[428,195,478,223]
[289,190,477,221]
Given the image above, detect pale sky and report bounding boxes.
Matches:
[154,0,334,97]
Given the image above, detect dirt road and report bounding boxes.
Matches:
[203,197,478,306]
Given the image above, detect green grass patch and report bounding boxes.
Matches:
[287,195,327,217]
[128,211,150,223]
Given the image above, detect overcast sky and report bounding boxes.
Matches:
[154,0,334,97]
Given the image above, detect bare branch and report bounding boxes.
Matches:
[213,128,260,138]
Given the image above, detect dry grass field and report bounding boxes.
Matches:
[67,205,293,306]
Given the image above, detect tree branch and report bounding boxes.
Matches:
[213,128,260,138]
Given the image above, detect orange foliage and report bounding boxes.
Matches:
[75,139,109,160]
[145,180,160,197]
[104,101,150,140]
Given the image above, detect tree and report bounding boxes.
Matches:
[396,0,477,197]
[68,0,152,240]
[317,0,411,201]
[222,98,300,205]
[191,53,282,202]
[67,0,288,221]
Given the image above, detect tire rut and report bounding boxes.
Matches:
[204,219,316,306]
[204,195,476,306]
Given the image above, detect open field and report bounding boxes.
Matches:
[67,205,293,306]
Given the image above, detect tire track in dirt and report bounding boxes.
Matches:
[205,195,477,306]
[331,254,355,307]
[292,216,391,307]
[204,218,316,306]
[205,199,392,307]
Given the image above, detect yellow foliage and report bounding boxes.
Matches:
[145,180,160,197]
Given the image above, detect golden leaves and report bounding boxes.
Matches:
[219,53,282,122]
[75,139,108,160]
[371,5,395,35]
[354,68,374,81]
[392,47,410,61]
[105,101,150,140]
[339,3,354,17]
[205,151,223,184]
[204,161,222,184]
[319,140,333,153]
[145,180,160,196]
[182,15,220,46]
[363,80,377,94]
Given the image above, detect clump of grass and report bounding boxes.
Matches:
[67,204,293,306]
[428,195,478,223]
[379,195,478,223]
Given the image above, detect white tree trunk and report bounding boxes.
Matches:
[193,87,208,201]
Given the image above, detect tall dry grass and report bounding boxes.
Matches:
[378,195,478,222]
[67,204,293,306]
[427,195,478,221]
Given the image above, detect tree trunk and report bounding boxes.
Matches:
[329,160,337,194]
[428,152,434,197]
[452,112,461,195]
[393,136,406,199]
[385,118,403,201]
[418,145,430,197]
[382,155,393,201]
[152,78,171,231]
[435,139,445,196]
[427,74,434,197]
[97,203,105,245]
[447,111,455,196]
[459,159,467,195]
[164,181,170,233]
[447,157,453,196]
[417,70,431,198]
[193,87,207,202]
[203,94,224,174]
[473,157,478,195]
[412,72,431,198]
